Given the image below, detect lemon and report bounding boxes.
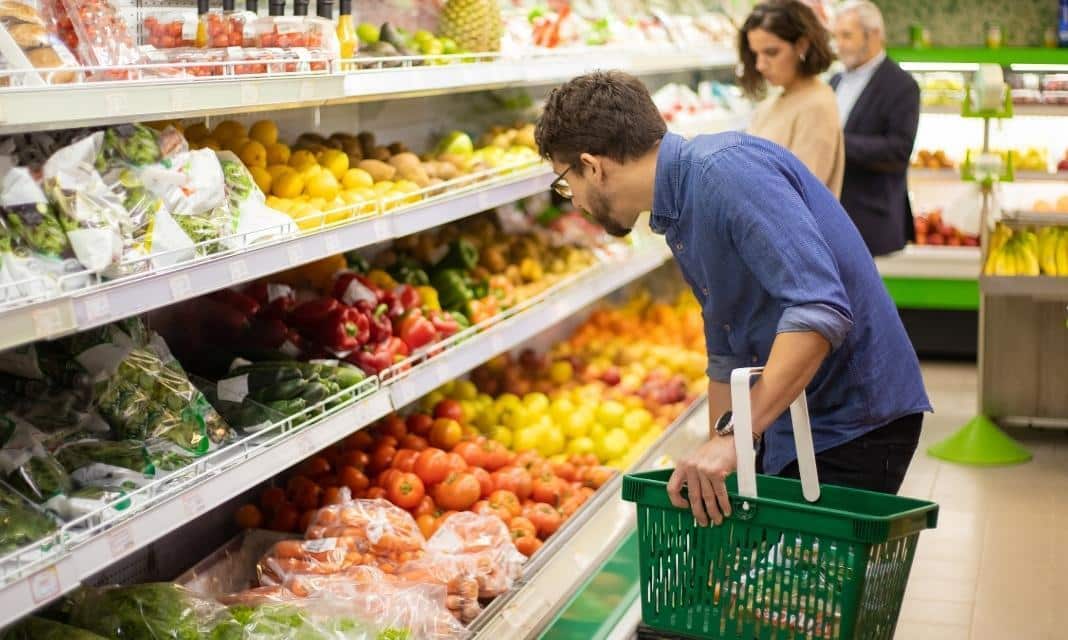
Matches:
[342,168,374,190]
[596,428,629,462]
[372,181,395,196]
[453,380,478,401]
[548,360,573,384]
[213,120,246,144]
[512,427,540,453]
[265,196,293,213]
[289,149,318,170]
[564,409,592,439]
[597,400,626,430]
[184,122,210,143]
[537,427,566,458]
[265,142,291,166]
[304,171,339,200]
[567,436,596,455]
[249,120,278,146]
[200,138,221,151]
[490,427,513,448]
[267,164,292,180]
[272,171,305,199]
[225,136,251,153]
[622,409,653,439]
[319,149,349,180]
[238,140,267,168]
[288,204,323,230]
[248,166,272,194]
[523,392,550,416]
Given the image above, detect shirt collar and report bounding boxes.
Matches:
[650,132,684,234]
[843,50,886,79]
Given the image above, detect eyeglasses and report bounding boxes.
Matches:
[550,167,572,199]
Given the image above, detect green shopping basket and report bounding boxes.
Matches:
[622,367,939,640]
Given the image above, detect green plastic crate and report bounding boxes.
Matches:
[622,469,939,640]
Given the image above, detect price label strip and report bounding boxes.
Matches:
[181,491,207,518]
[108,526,135,559]
[28,566,62,604]
[229,259,250,283]
[83,294,111,323]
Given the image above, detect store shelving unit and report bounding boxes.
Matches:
[875,245,980,310]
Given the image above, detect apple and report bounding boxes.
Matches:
[962,236,979,246]
[915,232,927,245]
[914,217,929,234]
[927,233,945,245]
[947,235,961,246]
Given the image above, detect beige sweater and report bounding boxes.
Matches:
[748,78,845,198]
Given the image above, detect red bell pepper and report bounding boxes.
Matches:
[349,336,411,375]
[334,272,382,307]
[398,309,439,351]
[370,303,393,343]
[248,282,297,320]
[290,298,339,326]
[429,310,462,338]
[245,316,289,349]
[312,306,369,352]
[208,289,260,317]
[393,284,422,312]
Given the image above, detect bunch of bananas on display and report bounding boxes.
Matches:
[984,223,1068,276]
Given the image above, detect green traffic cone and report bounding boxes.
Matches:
[927,415,1032,466]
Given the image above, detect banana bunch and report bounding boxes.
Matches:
[984,223,1068,276]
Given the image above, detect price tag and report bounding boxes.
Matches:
[104,93,128,117]
[286,244,304,266]
[83,294,111,323]
[228,259,250,283]
[324,234,340,255]
[29,566,61,604]
[181,491,207,518]
[169,274,193,301]
[300,80,315,101]
[108,526,135,559]
[240,82,259,106]
[171,87,193,111]
[32,306,65,339]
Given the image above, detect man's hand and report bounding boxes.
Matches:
[666,436,737,526]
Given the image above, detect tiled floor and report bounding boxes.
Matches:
[896,362,1068,640]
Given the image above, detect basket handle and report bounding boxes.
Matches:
[730,367,820,503]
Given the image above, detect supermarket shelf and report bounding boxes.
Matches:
[470,397,707,639]
[890,47,1068,67]
[0,240,672,629]
[1002,210,1068,226]
[980,275,1068,298]
[875,244,981,279]
[0,47,737,133]
[0,164,553,354]
[921,103,1068,117]
[909,168,1068,182]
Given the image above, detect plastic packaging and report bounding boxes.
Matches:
[55,0,144,80]
[54,438,154,490]
[217,151,297,248]
[422,511,524,598]
[138,148,234,256]
[201,0,255,48]
[0,479,57,553]
[66,583,223,640]
[143,11,198,49]
[0,616,109,640]
[0,167,72,259]
[304,498,426,555]
[1,0,80,84]
[0,414,73,507]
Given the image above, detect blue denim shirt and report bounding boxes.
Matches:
[652,132,931,474]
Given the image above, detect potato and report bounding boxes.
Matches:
[398,164,431,188]
[357,159,397,182]
[388,152,422,170]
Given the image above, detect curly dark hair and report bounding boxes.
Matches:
[738,0,835,100]
[534,71,667,172]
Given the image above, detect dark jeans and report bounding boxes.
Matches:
[758,413,923,494]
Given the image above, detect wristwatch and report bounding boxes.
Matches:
[714,410,761,444]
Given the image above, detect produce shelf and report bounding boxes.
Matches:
[889,47,1068,67]
[0,47,737,134]
[468,397,708,639]
[980,274,1068,298]
[921,103,1068,117]
[875,245,981,279]
[0,238,672,629]
[1001,210,1068,227]
[0,163,553,354]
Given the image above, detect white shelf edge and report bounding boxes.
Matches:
[470,396,709,639]
[0,49,737,133]
[0,240,672,628]
[876,245,981,279]
[0,166,553,354]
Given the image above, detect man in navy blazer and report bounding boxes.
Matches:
[831,1,920,257]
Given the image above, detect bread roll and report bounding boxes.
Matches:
[7,22,47,48]
[26,47,75,84]
[0,0,44,26]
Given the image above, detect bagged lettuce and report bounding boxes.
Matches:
[0,616,109,640]
[54,439,155,490]
[67,583,222,640]
[0,480,57,554]
[0,414,72,506]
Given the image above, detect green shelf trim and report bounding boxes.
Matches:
[882,276,979,311]
[539,529,641,640]
[888,47,1068,66]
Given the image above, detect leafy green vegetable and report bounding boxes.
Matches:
[435,239,479,271]
[68,583,218,640]
[0,482,56,553]
[0,616,108,640]
[55,439,153,490]
[208,603,378,640]
[96,124,163,170]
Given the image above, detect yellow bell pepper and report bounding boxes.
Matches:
[366,269,398,290]
[417,286,440,311]
[275,254,346,293]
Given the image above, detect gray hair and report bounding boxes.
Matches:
[836,0,885,36]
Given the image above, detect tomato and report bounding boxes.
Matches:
[366,487,388,500]
[580,466,615,489]
[369,444,397,473]
[472,467,493,498]
[492,466,533,501]
[488,489,522,517]
[286,474,313,496]
[473,500,513,522]
[400,434,429,451]
[443,452,468,475]
[339,466,369,494]
[480,440,511,471]
[339,450,370,470]
[515,534,543,557]
[298,455,331,478]
[406,413,434,436]
[269,503,299,532]
[434,510,458,532]
[413,496,436,518]
[380,414,407,439]
[234,504,263,529]
[413,448,450,486]
[416,513,436,538]
[551,461,578,482]
[514,451,541,470]
[508,516,537,540]
[525,502,563,538]
[320,486,345,506]
[378,435,399,449]
[432,472,481,511]
[260,486,286,514]
[453,441,485,468]
[392,448,419,472]
[377,468,402,489]
[387,472,426,510]
[433,398,465,423]
[559,494,586,518]
[429,418,463,450]
[531,473,565,506]
[345,430,374,451]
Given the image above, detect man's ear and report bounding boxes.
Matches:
[579,153,602,183]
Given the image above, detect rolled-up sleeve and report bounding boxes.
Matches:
[711,155,854,349]
[707,353,747,383]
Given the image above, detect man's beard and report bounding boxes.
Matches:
[587,189,632,238]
